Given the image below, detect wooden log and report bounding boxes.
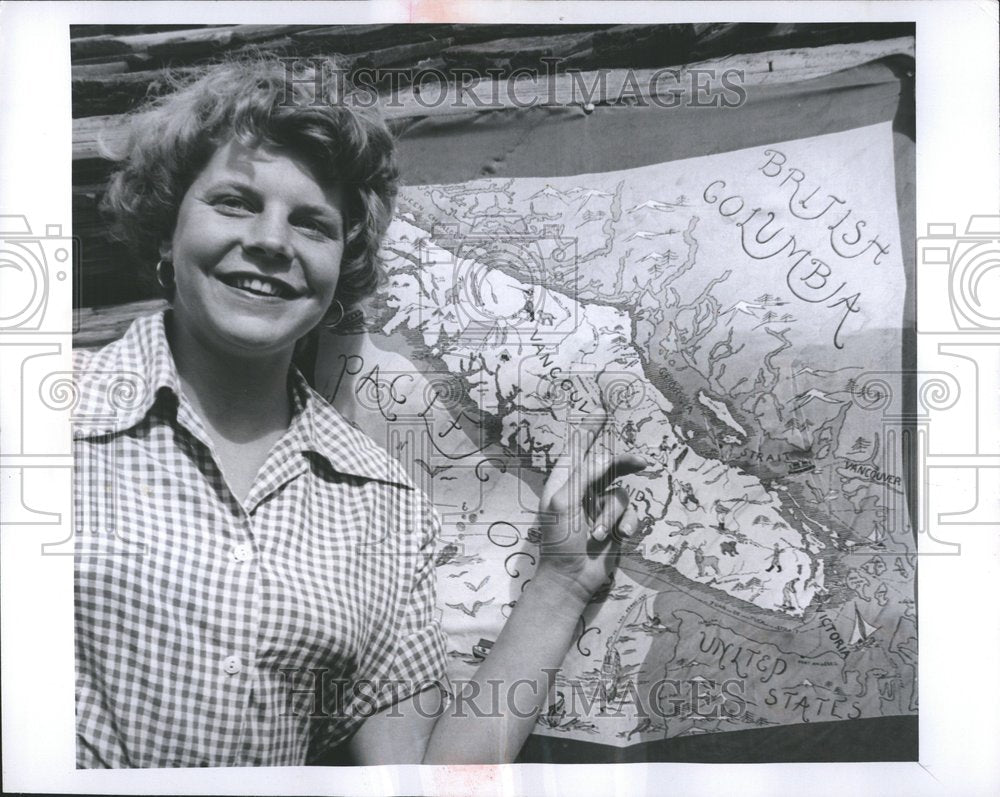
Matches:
[145,29,237,61]
[141,25,334,65]
[69,35,134,60]
[284,24,611,60]
[124,53,157,72]
[71,28,460,117]
[72,61,130,78]
[353,38,456,71]
[444,24,609,46]
[62,25,686,118]
[73,66,203,118]
[69,25,333,70]
[585,25,697,67]
[74,298,169,350]
[73,35,916,162]
[70,24,212,40]
[440,31,595,71]
[686,21,914,60]
[228,24,334,45]
[289,24,458,55]
[71,25,239,59]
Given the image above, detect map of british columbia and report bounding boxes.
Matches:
[316,121,916,745]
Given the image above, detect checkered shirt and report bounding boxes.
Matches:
[73,311,448,768]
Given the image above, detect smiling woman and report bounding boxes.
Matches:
[164,140,347,361]
[99,57,396,311]
[74,55,645,768]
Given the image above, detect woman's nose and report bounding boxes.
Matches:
[244,210,293,261]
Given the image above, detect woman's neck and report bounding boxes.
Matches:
[165,314,294,444]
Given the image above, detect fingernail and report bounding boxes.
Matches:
[619,522,634,537]
[593,524,607,542]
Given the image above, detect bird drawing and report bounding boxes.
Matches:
[446,598,495,617]
[415,458,453,478]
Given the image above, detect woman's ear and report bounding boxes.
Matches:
[158,241,172,262]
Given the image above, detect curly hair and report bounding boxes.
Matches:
[100,54,399,309]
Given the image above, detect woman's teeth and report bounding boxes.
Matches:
[231,277,285,297]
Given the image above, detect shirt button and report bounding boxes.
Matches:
[231,544,253,563]
[222,655,243,675]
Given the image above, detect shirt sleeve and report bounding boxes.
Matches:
[309,489,450,758]
[382,498,450,696]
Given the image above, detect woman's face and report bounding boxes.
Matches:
[162,139,346,359]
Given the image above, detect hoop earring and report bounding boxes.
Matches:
[323,299,346,329]
[155,259,173,292]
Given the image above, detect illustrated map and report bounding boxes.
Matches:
[316,122,916,747]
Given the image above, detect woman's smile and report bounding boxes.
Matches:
[163,139,346,359]
[218,271,303,299]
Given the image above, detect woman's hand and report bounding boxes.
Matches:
[534,413,648,605]
[374,414,648,766]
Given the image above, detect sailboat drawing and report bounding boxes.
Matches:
[849,604,880,647]
[865,521,887,547]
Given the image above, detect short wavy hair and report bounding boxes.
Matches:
[100,54,399,309]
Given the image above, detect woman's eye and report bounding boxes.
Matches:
[295,218,337,238]
[214,195,253,213]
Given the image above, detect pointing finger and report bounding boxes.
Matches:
[613,503,639,540]
[541,412,607,508]
[591,485,630,542]
[581,449,647,523]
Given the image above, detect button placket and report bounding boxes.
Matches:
[231,511,263,764]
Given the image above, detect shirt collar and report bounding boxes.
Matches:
[286,367,415,489]
[73,309,413,490]
[72,310,180,438]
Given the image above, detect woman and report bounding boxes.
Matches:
[74,55,645,768]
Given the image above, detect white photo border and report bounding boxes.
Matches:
[1,1,998,795]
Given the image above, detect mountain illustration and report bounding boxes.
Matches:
[722,300,767,317]
[627,199,678,212]
[791,389,845,409]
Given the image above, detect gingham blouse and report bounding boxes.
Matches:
[73,311,447,768]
